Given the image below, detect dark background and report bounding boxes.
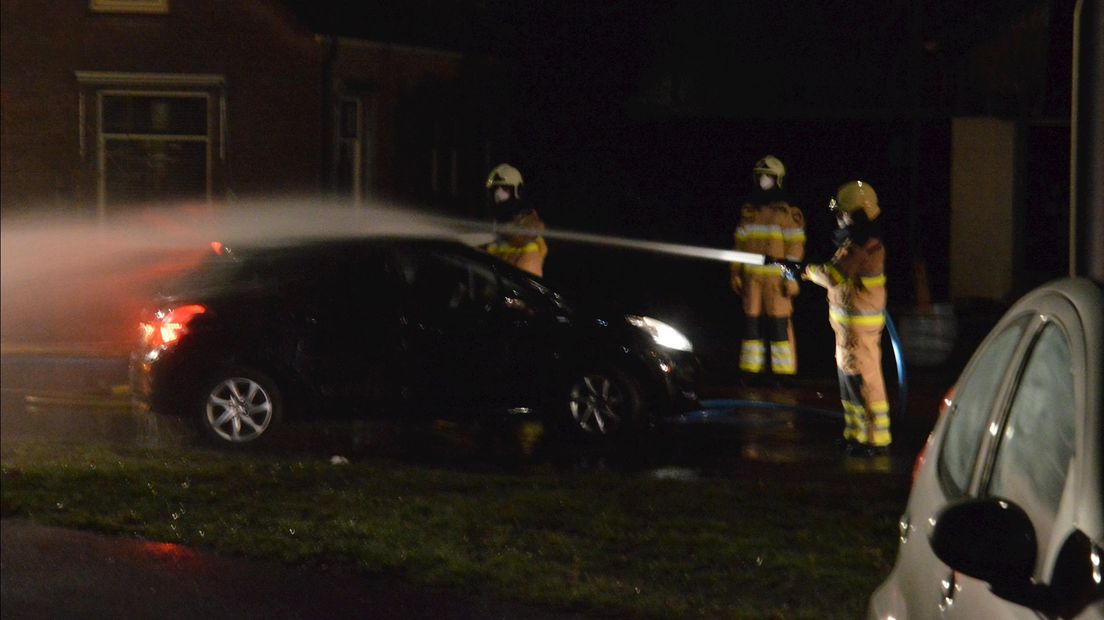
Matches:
[282,0,1076,381]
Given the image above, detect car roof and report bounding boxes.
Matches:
[217,234,477,262]
[1011,278,1103,336]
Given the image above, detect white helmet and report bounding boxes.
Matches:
[752,155,786,188]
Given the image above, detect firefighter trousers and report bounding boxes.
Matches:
[738,272,797,374]
[831,318,891,447]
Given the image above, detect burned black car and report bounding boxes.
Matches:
[130,235,700,447]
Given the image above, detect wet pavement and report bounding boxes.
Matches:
[0,349,955,475]
[0,519,588,620]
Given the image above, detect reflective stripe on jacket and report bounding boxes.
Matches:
[732,200,805,279]
[807,238,887,319]
[486,240,544,256]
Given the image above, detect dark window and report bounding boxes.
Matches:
[104,141,206,204]
[102,96,207,135]
[396,250,498,316]
[98,93,211,206]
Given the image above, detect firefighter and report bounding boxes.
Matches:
[803,180,890,456]
[730,155,805,377]
[484,163,548,277]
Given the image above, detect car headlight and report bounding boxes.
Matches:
[626,315,694,352]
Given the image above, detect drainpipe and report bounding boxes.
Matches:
[321,35,339,194]
[1071,0,1104,282]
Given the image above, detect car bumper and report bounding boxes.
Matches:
[129,345,191,417]
[640,348,701,416]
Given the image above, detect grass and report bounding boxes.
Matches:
[1,439,908,619]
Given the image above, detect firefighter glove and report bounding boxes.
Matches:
[770,259,803,281]
[783,278,800,298]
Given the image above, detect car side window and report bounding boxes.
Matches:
[291,250,395,321]
[937,318,1028,498]
[986,322,1075,545]
[397,251,499,317]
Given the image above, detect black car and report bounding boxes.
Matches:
[130,235,701,447]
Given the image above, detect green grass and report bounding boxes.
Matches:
[1,440,907,619]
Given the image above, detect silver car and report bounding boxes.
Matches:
[869,278,1103,619]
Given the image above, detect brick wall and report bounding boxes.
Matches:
[0,0,324,212]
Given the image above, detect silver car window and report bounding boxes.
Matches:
[987,322,1076,545]
[937,317,1028,498]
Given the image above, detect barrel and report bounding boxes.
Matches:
[897,302,958,367]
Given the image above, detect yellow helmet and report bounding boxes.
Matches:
[830,180,880,221]
[752,155,786,187]
[486,163,523,191]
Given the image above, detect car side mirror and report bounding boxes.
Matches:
[1049,530,1104,618]
[930,498,1040,606]
[931,498,1104,616]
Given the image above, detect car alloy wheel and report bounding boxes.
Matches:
[204,374,277,444]
[568,373,629,435]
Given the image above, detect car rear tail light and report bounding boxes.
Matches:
[140,304,206,348]
[912,386,956,483]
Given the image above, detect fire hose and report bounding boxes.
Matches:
[448,218,908,413]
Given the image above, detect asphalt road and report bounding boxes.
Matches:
[0,519,588,620]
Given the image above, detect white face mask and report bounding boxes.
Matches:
[758,174,775,191]
[493,187,512,203]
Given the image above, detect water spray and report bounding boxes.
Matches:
[424,214,771,266]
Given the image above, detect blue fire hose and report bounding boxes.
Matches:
[883,309,908,413]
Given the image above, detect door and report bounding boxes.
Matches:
[493,268,566,409]
[947,299,1084,618]
[392,247,511,414]
[896,317,1029,620]
[287,248,404,418]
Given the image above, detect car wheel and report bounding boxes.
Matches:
[564,369,643,437]
[198,368,282,446]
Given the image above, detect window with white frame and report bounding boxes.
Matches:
[77,72,224,215]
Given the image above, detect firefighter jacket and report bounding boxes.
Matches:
[486,207,548,278]
[730,190,806,296]
[805,237,887,328]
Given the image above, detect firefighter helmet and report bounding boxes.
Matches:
[830,180,880,221]
[486,163,523,191]
[752,155,786,187]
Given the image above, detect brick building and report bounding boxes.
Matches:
[0,0,496,218]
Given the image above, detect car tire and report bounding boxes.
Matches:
[196,368,283,447]
[561,367,645,438]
